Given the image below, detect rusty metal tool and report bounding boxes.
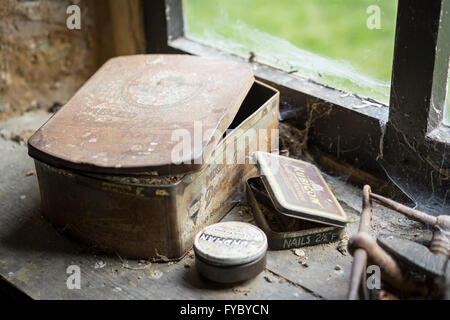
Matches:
[349,232,424,297]
[376,234,448,298]
[370,192,450,259]
[348,186,427,299]
[377,235,447,276]
[370,192,450,298]
[347,185,373,300]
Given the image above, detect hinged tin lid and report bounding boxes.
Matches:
[28,54,254,176]
[253,151,348,227]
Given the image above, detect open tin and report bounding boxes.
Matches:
[28,55,279,259]
[246,151,348,250]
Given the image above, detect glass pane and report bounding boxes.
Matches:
[184,0,397,103]
[444,64,450,125]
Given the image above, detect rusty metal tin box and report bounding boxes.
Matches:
[28,55,279,259]
[246,152,348,250]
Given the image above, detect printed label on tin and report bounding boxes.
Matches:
[274,229,342,250]
[194,221,267,266]
[255,152,347,225]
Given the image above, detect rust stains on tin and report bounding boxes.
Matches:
[28,55,254,176]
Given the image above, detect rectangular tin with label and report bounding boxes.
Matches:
[246,152,347,250]
[28,55,279,259]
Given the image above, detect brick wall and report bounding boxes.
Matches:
[0,0,114,120]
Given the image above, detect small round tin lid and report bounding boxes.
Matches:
[194,221,267,267]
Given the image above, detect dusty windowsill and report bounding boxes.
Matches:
[0,111,430,300]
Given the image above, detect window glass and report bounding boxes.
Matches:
[444,64,450,125]
[184,0,397,104]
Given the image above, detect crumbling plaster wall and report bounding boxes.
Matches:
[0,0,114,120]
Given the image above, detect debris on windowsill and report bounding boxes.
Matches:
[279,122,307,158]
[237,202,252,217]
[122,261,152,271]
[94,260,106,269]
[48,102,63,113]
[264,275,276,283]
[0,128,34,146]
[299,260,309,268]
[340,92,353,98]
[237,202,254,223]
[11,130,34,145]
[248,51,256,63]
[351,99,384,109]
[0,128,11,140]
[336,233,349,256]
[148,269,163,280]
[25,170,35,176]
[292,249,306,259]
[115,252,153,270]
[232,287,251,295]
[153,249,170,263]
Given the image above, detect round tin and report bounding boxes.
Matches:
[193,221,267,283]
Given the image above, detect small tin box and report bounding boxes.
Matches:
[193,221,267,283]
[28,55,279,259]
[246,151,348,250]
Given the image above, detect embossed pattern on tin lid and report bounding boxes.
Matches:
[28,55,254,176]
[194,221,267,266]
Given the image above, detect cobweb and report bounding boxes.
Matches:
[185,11,449,216]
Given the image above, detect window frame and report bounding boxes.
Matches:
[143,0,450,213]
